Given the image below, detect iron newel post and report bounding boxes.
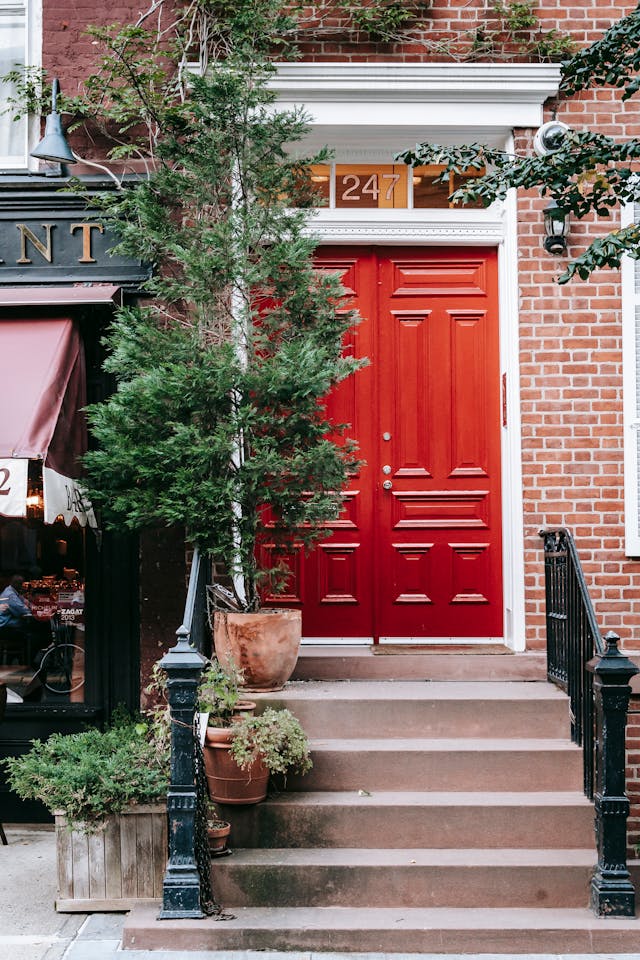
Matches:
[587,631,639,918]
[158,625,206,919]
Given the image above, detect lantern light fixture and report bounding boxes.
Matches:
[543,199,569,255]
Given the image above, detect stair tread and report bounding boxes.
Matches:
[259,680,565,700]
[126,902,640,931]
[257,789,591,806]
[223,848,601,866]
[309,737,579,750]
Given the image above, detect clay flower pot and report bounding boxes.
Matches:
[203,726,269,805]
[207,820,231,856]
[214,608,301,692]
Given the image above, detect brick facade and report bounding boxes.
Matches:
[36,0,640,839]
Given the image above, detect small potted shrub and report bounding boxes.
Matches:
[206,800,231,856]
[2,711,169,910]
[203,707,312,805]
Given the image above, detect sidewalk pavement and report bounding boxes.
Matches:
[4,823,640,960]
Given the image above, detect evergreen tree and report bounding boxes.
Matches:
[75,1,363,610]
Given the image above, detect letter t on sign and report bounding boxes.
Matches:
[70,222,104,263]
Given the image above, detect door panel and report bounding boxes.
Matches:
[298,246,502,641]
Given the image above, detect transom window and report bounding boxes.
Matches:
[310,163,484,210]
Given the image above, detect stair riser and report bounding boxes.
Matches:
[256,698,569,739]
[213,863,595,908]
[291,748,584,792]
[225,802,595,849]
[122,920,640,955]
[292,651,547,682]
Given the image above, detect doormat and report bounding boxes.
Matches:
[372,644,513,655]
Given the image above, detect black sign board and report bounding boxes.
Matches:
[0,177,151,285]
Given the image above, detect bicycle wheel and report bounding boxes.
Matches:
[39,643,85,694]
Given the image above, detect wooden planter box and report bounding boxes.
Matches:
[55,804,167,912]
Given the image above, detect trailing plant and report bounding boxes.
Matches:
[229,707,312,776]
[2,711,169,831]
[398,4,640,284]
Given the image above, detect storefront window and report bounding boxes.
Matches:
[0,509,86,704]
[0,0,28,168]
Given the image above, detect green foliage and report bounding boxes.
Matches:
[337,0,425,43]
[398,5,640,283]
[2,714,169,831]
[72,6,365,610]
[470,0,575,62]
[198,657,245,723]
[229,707,312,776]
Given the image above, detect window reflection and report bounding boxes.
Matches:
[0,517,86,704]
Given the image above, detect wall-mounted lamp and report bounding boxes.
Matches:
[30,78,76,165]
[31,78,122,188]
[543,200,569,255]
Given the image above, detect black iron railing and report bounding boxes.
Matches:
[541,528,603,799]
[540,527,638,917]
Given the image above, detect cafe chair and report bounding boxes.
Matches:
[0,683,7,843]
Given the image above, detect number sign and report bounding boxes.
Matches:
[335,165,407,209]
[0,458,28,518]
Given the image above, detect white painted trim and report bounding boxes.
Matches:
[621,202,640,556]
[272,62,561,145]
[498,181,526,652]
[305,206,504,246]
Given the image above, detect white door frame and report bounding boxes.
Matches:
[273,63,561,651]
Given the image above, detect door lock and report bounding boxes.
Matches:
[382,479,393,491]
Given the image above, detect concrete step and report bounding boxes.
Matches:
[224,790,595,849]
[289,737,583,792]
[293,647,547,682]
[124,902,640,953]
[256,680,570,739]
[211,847,607,908]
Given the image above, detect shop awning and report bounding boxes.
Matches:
[0,318,96,527]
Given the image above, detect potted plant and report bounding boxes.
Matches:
[73,3,364,692]
[205,800,232,857]
[203,707,312,806]
[2,711,169,911]
[198,656,255,726]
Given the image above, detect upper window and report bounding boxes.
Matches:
[0,0,29,169]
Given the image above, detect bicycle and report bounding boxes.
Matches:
[36,614,85,695]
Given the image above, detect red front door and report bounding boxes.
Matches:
[279,246,503,641]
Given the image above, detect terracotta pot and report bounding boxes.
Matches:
[203,726,269,805]
[207,820,231,856]
[214,608,301,692]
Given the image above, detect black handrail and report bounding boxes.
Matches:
[540,527,603,799]
[180,547,209,655]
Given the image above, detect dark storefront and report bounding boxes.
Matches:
[0,175,150,820]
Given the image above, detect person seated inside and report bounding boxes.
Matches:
[0,575,32,664]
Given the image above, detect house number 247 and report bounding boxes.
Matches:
[339,173,400,202]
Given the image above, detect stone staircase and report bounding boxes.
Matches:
[124,651,640,952]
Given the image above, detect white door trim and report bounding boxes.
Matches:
[280,61,559,650]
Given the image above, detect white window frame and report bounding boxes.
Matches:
[622,201,640,555]
[0,0,40,170]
